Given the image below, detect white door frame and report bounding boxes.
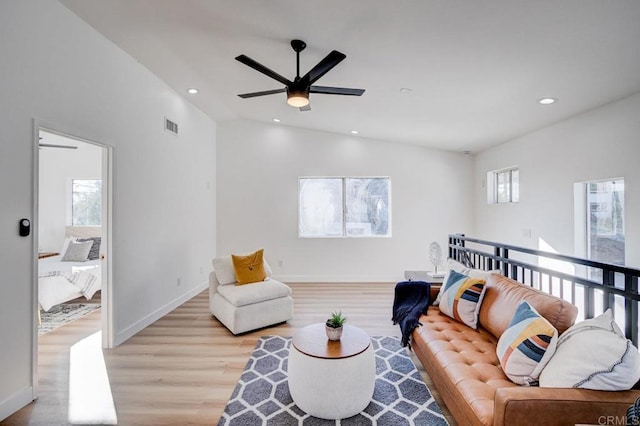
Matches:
[31,120,115,399]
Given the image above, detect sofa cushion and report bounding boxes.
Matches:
[216,279,291,307]
[438,271,487,329]
[496,301,558,385]
[413,308,516,425]
[433,258,499,306]
[479,274,577,339]
[232,249,267,284]
[212,254,273,285]
[539,309,640,390]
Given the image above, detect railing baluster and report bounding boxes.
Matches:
[585,285,594,319]
[626,274,639,346]
[604,268,615,313]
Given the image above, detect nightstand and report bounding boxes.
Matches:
[38,252,59,259]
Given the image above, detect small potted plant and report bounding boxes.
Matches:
[325,311,347,341]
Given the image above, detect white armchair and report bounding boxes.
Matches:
[209,255,293,334]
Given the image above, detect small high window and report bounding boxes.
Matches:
[487,167,519,204]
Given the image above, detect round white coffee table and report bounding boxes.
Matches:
[288,323,375,420]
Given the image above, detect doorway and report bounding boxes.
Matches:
[33,126,114,397]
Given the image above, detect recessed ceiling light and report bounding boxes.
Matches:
[400,88,413,93]
[272,118,281,123]
[351,130,359,135]
[187,88,199,94]
[537,97,557,105]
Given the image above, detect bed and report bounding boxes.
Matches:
[38,226,102,312]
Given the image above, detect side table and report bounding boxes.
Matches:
[404,270,445,284]
[288,323,375,420]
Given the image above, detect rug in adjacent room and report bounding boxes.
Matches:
[218,335,449,425]
[39,303,101,336]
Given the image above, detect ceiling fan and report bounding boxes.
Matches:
[235,39,365,111]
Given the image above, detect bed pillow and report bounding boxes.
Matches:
[60,237,77,255]
[77,237,101,260]
[61,240,93,262]
[232,249,267,285]
[497,301,558,385]
[438,270,487,329]
[539,309,640,390]
[433,258,499,306]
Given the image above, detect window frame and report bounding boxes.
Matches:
[298,176,392,238]
[487,166,519,204]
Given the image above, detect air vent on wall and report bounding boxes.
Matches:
[165,117,179,135]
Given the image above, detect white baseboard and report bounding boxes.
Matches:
[0,385,33,422]
[273,275,400,283]
[114,281,208,346]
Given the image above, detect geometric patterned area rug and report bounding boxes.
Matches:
[217,335,449,425]
[38,303,101,336]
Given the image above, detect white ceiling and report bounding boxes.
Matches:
[60,0,640,153]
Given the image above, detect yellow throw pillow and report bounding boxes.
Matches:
[231,249,267,285]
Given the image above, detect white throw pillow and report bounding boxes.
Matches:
[433,258,499,305]
[61,240,92,262]
[212,254,273,286]
[539,309,640,390]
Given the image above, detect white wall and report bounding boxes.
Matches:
[474,92,640,268]
[38,133,102,252]
[0,1,217,419]
[217,119,474,282]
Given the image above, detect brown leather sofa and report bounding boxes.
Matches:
[411,273,640,426]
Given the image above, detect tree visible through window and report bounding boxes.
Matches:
[72,179,102,226]
[299,177,390,237]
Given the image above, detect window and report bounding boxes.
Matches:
[72,179,102,225]
[586,179,625,266]
[487,167,519,204]
[298,177,390,237]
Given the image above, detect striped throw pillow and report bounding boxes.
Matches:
[497,301,558,385]
[438,270,486,329]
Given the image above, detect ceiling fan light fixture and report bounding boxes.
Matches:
[287,91,309,107]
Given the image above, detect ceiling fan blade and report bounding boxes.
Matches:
[39,143,78,149]
[310,86,365,96]
[235,55,292,86]
[238,88,286,98]
[299,104,311,112]
[302,50,346,85]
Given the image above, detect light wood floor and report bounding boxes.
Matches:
[5,283,455,425]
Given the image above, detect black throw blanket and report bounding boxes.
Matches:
[392,280,431,348]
